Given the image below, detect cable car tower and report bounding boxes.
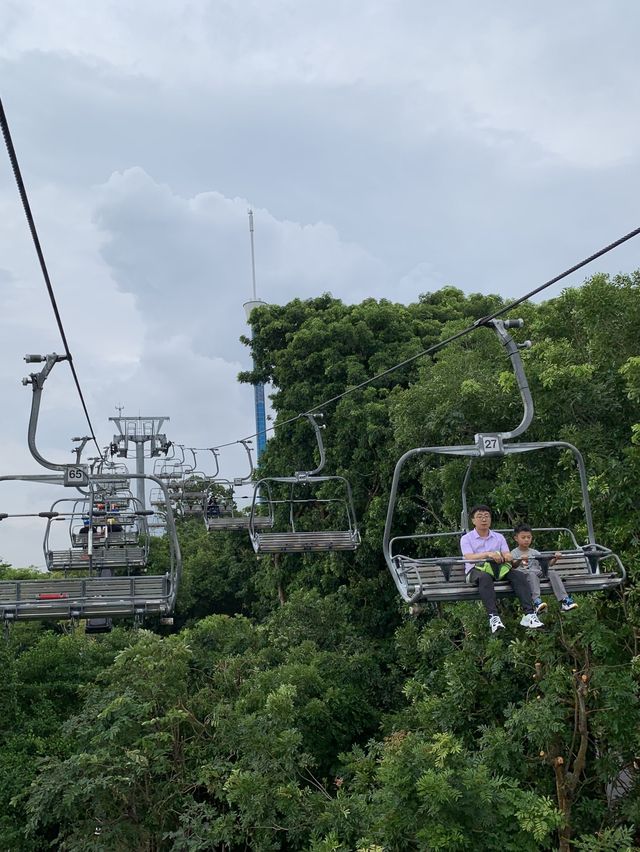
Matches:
[243,209,268,459]
[109,414,171,510]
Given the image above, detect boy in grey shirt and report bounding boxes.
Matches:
[511,524,578,614]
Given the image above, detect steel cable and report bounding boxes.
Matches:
[0,98,104,460]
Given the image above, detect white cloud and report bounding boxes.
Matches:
[93,166,394,351]
[3,1,640,167]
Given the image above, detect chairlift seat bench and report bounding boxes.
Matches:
[251,530,361,553]
[0,574,170,620]
[47,547,146,572]
[71,531,139,547]
[206,515,272,532]
[395,550,624,603]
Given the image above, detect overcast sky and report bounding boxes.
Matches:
[1,0,639,567]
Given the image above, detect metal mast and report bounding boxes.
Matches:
[243,209,268,459]
[109,415,170,509]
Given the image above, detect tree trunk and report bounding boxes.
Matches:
[554,758,572,852]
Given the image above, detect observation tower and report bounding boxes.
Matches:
[243,209,268,459]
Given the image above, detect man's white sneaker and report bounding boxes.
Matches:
[520,612,544,629]
[489,614,505,634]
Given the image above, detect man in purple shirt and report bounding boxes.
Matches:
[460,504,542,634]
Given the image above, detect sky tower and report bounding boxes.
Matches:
[243,209,268,459]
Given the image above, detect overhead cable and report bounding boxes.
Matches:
[0,98,104,460]
[211,223,640,451]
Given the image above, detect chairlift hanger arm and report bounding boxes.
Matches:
[71,436,91,465]
[184,448,196,472]
[485,319,534,440]
[294,413,326,478]
[238,439,255,483]
[22,353,69,471]
[209,448,221,479]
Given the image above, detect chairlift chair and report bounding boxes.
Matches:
[180,471,211,517]
[249,415,360,553]
[0,352,181,625]
[383,319,626,604]
[204,441,273,532]
[150,487,167,509]
[67,497,149,550]
[0,473,180,625]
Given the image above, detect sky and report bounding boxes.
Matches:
[1,0,639,567]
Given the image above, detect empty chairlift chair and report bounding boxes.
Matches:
[205,442,273,533]
[249,414,360,554]
[382,319,625,605]
[180,472,210,517]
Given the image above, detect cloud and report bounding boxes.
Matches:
[4,1,640,169]
[93,166,394,358]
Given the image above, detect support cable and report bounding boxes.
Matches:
[211,223,640,451]
[0,98,104,460]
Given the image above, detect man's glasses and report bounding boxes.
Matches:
[474,512,491,518]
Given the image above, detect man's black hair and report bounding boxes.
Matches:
[514,523,532,535]
[469,504,492,518]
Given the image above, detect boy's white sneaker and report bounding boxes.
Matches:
[520,612,544,629]
[489,614,505,634]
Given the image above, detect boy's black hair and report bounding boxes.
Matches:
[514,523,533,535]
[469,504,492,518]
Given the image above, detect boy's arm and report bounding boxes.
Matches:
[510,548,524,568]
[550,551,562,566]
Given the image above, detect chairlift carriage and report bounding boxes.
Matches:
[153,443,195,481]
[0,473,180,626]
[205,441,273,533]
[152,444,193,500]
[180,470,211,517]
[249,414,360,553]
[383,319,626,605]
[45,495,151,570]
[0,353,182,627]
[91,458,131,494]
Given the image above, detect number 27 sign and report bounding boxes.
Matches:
[476,434,504,456]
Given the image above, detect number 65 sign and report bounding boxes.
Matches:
[63,465,89,487]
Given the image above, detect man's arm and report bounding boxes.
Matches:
[462,548,508,562]
[462,550,503,562]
